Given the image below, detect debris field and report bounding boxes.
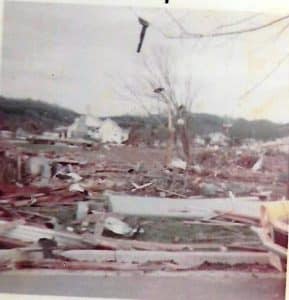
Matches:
[0,138,287,273]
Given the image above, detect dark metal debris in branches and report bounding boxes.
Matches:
[137,17,150,53]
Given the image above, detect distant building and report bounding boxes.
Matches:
[99,119,129,144]
[64,115,129,144]
[54,126,68,139]
[67,115,102,139]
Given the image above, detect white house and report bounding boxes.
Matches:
[67,115,102,139]
[65,115,128,144]
[99,119,129,144]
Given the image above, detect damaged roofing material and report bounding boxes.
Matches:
[137,17,149,53]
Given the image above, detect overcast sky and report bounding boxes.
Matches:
[1,1,289,122]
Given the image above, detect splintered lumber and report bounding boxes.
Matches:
[12,209,53,221]
[12,198,38,207]
[15,260,140,271]
[183,220,246,227]
[251,227,287,258]
[15,259,191,272]
[53,158,85,165]
[94,168,130,173]
[227,244,266,252]
[214,211,260,226]
[0,236,30,248]
[0,220,85,247]
[13,259,192,272]
[0,186,70,205]
[0,220,25,234]
[131,182,153,192]
[156,187,187,198]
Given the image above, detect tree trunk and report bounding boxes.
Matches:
[165,105,175,166]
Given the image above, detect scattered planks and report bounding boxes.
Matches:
[251,227,287,258]
[53,158,86,166]
[15,259,194,272]
[0,185,80,207]
[0,236,29,248]
[251,226,287,271]
[214,211,260,226]
[156,187,187,198]
[0,220,85,247]
[227,243,266,252]
[16,259,139,271]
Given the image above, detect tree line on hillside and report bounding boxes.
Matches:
[0,96,287,141]
[111,113,289,142]
[0,96,79,132]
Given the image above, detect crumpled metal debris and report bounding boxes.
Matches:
[38,238,57,259]
[137,17,149,53]
[103,217,144,238]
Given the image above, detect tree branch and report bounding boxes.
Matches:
[239,50,289,100]
[215,13,262,30]
[165,14,289,39]
[274,20,289,39]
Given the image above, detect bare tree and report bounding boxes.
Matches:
[120,46,200,166]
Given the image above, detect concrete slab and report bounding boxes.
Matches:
[108,194,261,218]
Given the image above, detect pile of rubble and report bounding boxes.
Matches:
[0,139,286,272]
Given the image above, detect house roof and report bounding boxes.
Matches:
[84,115,102,128]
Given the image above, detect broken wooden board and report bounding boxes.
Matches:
[0,220,85,247]
[251,227,287,259]
[107,194,261,219]
[0,236,30,248]
[214,211,260,226]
